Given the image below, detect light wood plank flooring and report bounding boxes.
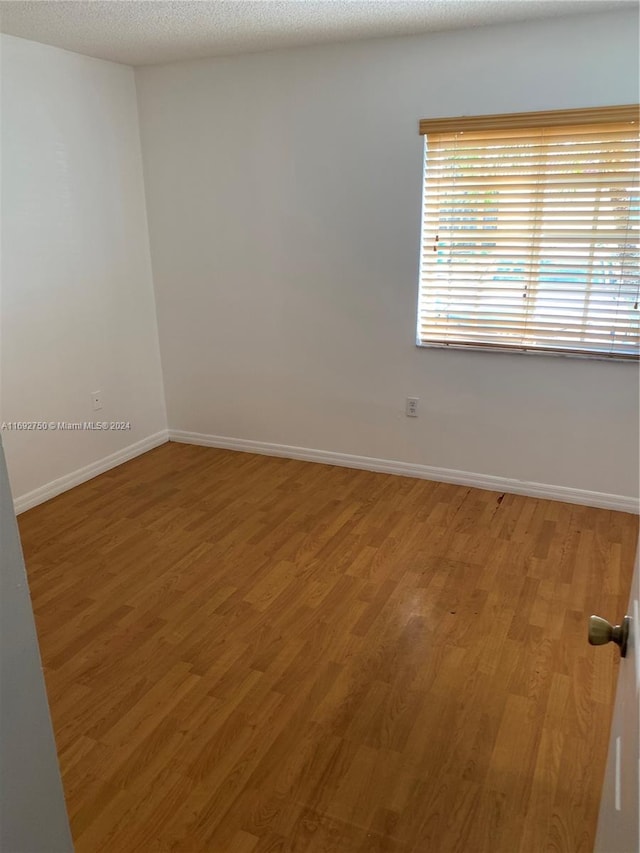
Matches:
[18,442,638,852]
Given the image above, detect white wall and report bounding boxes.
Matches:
[1,35,167,505]
[136,9,639,505]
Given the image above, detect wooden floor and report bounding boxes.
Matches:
[19,442,638,852]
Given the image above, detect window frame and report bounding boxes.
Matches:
[416,105,640,362]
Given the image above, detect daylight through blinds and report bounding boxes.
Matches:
[417,106,640,358]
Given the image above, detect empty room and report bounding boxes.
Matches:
[1,1,639,851]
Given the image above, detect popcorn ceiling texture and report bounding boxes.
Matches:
[0,0,634,66]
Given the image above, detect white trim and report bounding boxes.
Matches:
[169,429,639,514]
[13,430,169,514]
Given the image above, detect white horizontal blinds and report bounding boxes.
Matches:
[418,107,640,358]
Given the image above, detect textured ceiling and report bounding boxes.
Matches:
[0,0,635,67]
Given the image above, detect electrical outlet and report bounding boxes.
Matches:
[406,397,419,417]
[91,391,103,411]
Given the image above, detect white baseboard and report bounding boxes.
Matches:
[14,427,637,515]
[169,429,639,514]
[14,430,169,514]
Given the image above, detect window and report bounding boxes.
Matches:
[417,106,640,359]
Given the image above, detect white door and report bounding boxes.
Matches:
[0,439,73,851]
[594,546,640,853]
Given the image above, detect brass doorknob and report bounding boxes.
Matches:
[588,615,630,657]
